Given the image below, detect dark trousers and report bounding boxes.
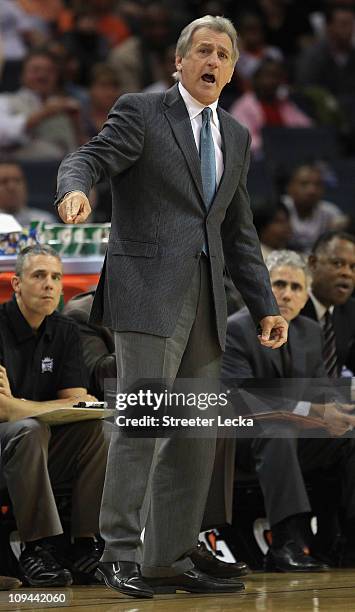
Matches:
[237,432,355,527]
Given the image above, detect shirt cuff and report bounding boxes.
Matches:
[351,378,355,402]
[293,401,311,417]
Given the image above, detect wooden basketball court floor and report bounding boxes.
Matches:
[2,570,355,612]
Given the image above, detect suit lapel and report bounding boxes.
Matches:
[214,109,231,205]
[300,298,317,321]
[333,306,349,363]
[287,322,304,376]
[163,85,204,203]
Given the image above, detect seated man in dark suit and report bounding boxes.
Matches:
[222,249,355,571]
[0,246,108,587]
[301,230,355,381]
[62,290,116,401]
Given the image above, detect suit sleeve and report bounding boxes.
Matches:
[55,94,145,204]
[221,318,255,383]
[221,132,279,324]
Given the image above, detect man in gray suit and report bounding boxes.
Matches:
[55,15,287,598]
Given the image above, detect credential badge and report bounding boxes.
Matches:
[41,357,54,373]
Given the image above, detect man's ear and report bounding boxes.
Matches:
[175,55,182,71]
[11,275,20,295]
[308,254,317,271]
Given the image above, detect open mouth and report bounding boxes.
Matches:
[201,73,216,83]
[335,283,352,292]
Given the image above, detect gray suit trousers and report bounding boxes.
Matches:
[99,255,222,577]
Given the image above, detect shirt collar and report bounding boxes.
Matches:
[5,296,53,343]
[178,82,219,126]
[308,290,334,321]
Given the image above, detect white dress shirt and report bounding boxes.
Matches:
[308,291,334,323]
[178,82,224,187]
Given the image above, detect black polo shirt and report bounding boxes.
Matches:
[0,297,88,401]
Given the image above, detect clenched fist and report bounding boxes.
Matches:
[57,190,91,224]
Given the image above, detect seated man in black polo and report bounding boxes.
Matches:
[0,245,108,587]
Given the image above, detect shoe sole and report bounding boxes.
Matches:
[150,583,245,594]
[20,575,73,587]
[205,568,250,578]
[264,562,328,573]
[95,569,154,599]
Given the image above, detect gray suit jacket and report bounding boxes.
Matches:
[56,84,278,347]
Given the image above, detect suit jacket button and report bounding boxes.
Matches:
[195,251,202,258]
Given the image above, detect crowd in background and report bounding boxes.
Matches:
[0,0,355,251]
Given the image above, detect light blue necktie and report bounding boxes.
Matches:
[199,107,217,210]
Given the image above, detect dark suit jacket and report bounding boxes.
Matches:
[223,308,326,380]
[62,291,116,400]
[301,297,355,375]
[221,308,335,413]
[56,84,278,348]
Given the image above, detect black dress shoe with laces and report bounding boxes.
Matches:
[265,541,329,572]
[190,541,249,578]
[144,567,245,594]
[96,561,154,598]
[19,545,73,587]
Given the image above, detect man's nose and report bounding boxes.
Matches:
[44,276,54,288]
[281,286,292,300]
[339,264,353,277]
[207,51,219,66]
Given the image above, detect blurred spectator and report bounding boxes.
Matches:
[255,0,314,57]
[236,12,283,90]
[60,7,108,87]
[230,59,312,157]
[282,164,349,252]
[0,50,81,160]
[296,5,355,97]
[109,1,175,93]
[82,64,121,138]
[18,1,63,22]
[46,40,89,107]
[91,0,131,48]
[253,201,291,259]
[0,0,48,91]
[0,162,56,225]
[143,43,176,93]
[57,0,130,49]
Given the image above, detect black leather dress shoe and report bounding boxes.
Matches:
[144,567,245,594]
[190,541,249,578]
[96,561,154,598]
[265,541,329,572]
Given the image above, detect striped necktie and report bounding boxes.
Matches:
[322,310,339,378]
